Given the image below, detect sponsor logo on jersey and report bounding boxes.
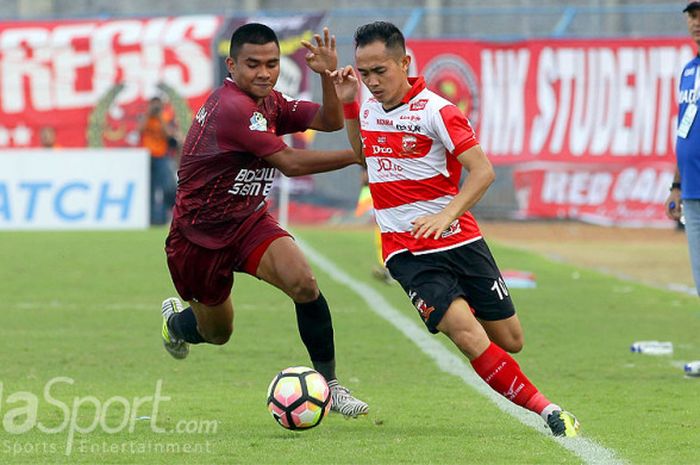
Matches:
[400,114,421,122]
[195,106,208,125]
[409,99,428,111]
[376,158,403,173]
[249,112,268,132]
[372,145,393,155]
[376,118,393,126]
[228,167,276,196]
[395,123,421,132]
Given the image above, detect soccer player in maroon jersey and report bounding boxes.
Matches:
[329,21,579,434]
[160,23,368,417]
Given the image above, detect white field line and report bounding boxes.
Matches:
[299,238,624,465]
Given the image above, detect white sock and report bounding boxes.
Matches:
[540,403,561,421]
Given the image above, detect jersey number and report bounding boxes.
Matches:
[490,278,509,300]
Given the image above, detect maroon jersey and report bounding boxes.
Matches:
[172,78,319,249]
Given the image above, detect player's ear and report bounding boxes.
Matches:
[401,54,411,73]
[225,56,236,76]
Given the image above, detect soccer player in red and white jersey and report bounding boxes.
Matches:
[330,21,579,435]
[160,23,368,418]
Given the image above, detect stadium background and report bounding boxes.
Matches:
[0,0,691,228]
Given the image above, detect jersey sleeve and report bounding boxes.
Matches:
[433,104,479,157]
[217,97,287,158]
[274,93,320,135]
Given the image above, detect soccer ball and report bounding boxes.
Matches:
[266,366,332,430]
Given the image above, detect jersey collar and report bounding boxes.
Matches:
[401,76,426,104]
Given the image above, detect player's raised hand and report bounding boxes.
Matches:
[327,65,359,103]
[301,27,337,74]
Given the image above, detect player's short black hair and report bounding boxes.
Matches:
[354,21,406,54]
[229,23,279,59]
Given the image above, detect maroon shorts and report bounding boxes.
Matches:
[165,212,290,306]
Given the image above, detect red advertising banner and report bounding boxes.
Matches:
[409,37,695,225]
[0,16,222,148]
[0,14,323,150]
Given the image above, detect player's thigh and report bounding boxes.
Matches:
[479,314,524,353]
[255,236,318,300]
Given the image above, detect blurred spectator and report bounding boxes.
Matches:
[667,1,700,296]
[39,126,58,149]
[140,96,178,225]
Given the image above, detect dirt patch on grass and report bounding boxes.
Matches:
[479,221,695,294]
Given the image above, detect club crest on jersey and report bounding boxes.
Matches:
[377,136,387,144]
[249,112,268,132]
[401,135,417,154]
[409,99,428,111]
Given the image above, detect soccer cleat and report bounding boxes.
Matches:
[161,297,189,360]
[328,382,369,418]
[546,410,580,437]
[371,265,394,285]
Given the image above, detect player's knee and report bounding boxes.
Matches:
[287,274,319,302]
[501,335,524,354]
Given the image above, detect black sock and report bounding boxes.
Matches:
[295,292,336,381]
[169,307,205,344]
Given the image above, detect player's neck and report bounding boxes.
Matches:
[381,81,413,111]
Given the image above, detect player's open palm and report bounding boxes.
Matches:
[302,27,337,74]
[328,65,359,104]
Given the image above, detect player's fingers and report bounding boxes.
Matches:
[330,34,336,51]
[323,27,330,46]
[314,34,323,48]
[301,40,317,54]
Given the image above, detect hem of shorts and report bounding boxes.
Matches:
[384,236,483,265]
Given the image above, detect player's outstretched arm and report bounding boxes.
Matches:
[302,27,343,132]
[328,66,364,164]
[411,145,495,239]
[266,146,360,177]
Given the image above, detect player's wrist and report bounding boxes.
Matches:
[670,182,681,191]
[343,101,360,119]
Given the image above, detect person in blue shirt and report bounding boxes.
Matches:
[667,0,700,296]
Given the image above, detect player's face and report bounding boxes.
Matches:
[227,42,280,102]
[688,9,700,45]
[355,41,411,109]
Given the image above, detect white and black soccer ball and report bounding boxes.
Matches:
[266,366,331,430]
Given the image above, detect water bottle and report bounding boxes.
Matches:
[630,341,674,355]
[684,361,700,376]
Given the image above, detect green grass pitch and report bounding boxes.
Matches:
[1,226,698,464]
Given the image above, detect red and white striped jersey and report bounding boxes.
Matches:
[360,77,483,263]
